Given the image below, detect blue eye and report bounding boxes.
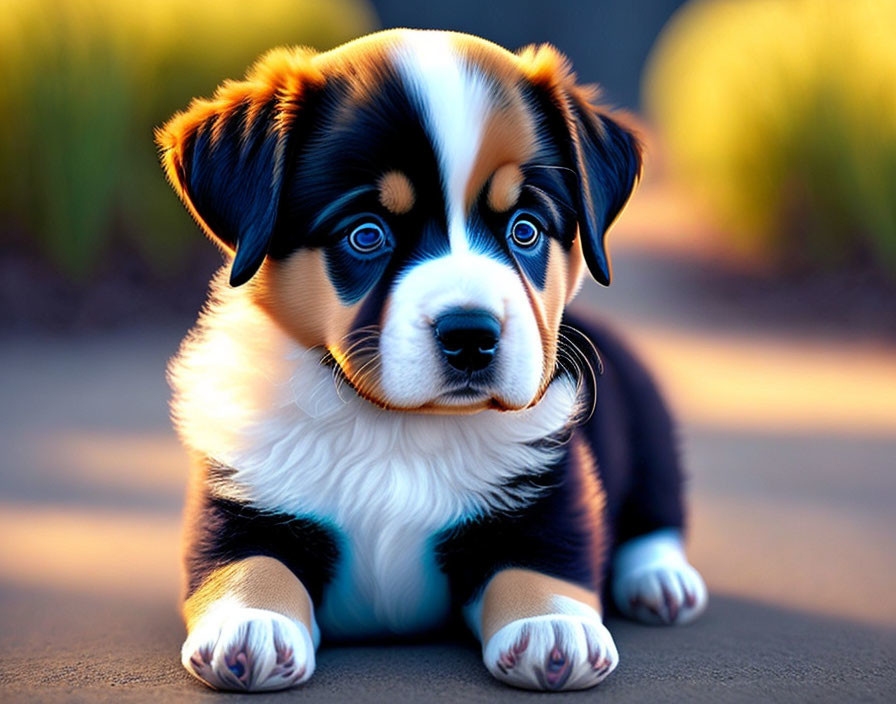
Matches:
[509,215,541,248]
[348,221,387,253]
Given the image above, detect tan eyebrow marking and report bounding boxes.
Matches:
[459,72,536,212]
[377,170,416,214]
[487,163,524,213]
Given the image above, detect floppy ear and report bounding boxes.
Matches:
[518,44,642,286]
[156,48,322,286]
[566,97,642,286]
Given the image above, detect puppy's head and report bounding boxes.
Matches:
[157,30,641,412]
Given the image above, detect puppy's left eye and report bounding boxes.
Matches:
[348,221,387,253]
[509,213,542,248]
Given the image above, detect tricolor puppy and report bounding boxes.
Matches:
[157,29,707,692]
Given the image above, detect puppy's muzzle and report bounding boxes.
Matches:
[433,309,501,374]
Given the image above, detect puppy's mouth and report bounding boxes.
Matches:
[438,382,491,401]
[327,356,505,412]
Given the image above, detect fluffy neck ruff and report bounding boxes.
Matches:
[170,272,582,523]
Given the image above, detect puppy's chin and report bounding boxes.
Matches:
[344,383,514,415]
[383,398,528,416]
[339,368,540,415]
[417,393,522,415]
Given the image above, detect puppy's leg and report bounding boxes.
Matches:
[612,528,707,625]
[181,556,317,691]
[465,569,618,691]
[564,313,708,625]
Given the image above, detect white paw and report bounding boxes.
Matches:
[483,614,618,691]
[612,528,708,625]
[182,606,315,691]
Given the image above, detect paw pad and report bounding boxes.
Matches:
[484,615,618,691]
[612,529,708,626]
[181,607,314,691]
[495,623,531,674]
[615,563,708,625]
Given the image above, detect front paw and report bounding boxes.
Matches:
[182,607,314,691]
[483,615,618,691]
[613,562,707,626]
[611,529,708,626]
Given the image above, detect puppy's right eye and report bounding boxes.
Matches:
[348,221,387,253]
[507,210,544,249]
[510,218,540,247]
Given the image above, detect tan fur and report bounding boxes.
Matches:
[565,232,586,304]
[517,239,573,404]
[538,239,570,386]
[486,163,524,213]
[183,556,314,634]
[453,32,546,91]
[314,35,404,107]
[516,42,587,100]
[569,434,607,567]
[478,568,601,643]
[465,101,537,211]
[250,254,389,405]
[378,171,415,214]
[251,252,360,349]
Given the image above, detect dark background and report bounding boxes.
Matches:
[369,0,686,108]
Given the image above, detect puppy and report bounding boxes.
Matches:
[157,29,707,692]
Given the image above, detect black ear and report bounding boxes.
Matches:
[157,49,320,286]
[568,101,642,285]
[181,103,287,286]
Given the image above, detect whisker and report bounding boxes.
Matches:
[352,357,382,398]
[556,325,600,423]
[560,323,602,375]
[344,350,383,402]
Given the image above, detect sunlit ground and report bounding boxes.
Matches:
[1,153,895,646]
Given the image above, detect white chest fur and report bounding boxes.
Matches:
[170,278,579,638]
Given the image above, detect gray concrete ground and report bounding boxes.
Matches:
[1,191,895,701]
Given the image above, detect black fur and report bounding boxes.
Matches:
[180,99,291,287]
[434,429,603,607]
[184,462,341,605]
[568,105,642,286]
[570,313,686,546]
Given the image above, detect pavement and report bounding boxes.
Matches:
[1,183,895,702]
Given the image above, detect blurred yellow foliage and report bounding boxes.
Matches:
[0,0,375,277]
[644,0,896,275]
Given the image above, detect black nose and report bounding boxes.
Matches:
[434,309,501,373]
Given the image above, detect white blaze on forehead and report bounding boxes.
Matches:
[394,32,492,254]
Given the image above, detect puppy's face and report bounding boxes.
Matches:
[158,30,640,412]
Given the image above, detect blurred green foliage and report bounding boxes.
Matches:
[644,0,896,276]
[0,0,375,279]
